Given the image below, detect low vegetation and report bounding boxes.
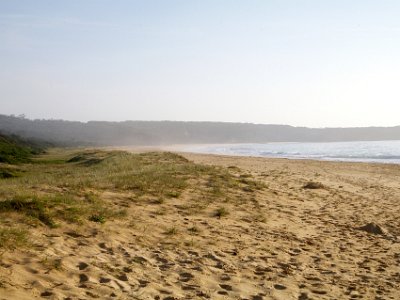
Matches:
[303,181,325,189]
[214,207,229,218]
[0,139,265,249]
[0,133,45,164]
[0,227,28,249]
[165,226,178,235]
[0,167,20,179]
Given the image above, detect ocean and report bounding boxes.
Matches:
[184,140,400,164]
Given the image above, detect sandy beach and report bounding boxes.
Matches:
[1,151,399,300]
[3,0,400,299]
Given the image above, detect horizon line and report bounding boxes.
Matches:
[2,114,399,130]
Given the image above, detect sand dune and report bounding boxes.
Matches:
[1,152,399,299]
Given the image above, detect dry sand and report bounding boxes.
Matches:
[1,152,400,299]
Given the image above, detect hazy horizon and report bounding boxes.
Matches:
[4,113,400,129]
[2,1,400,128]
[4,112,400,129]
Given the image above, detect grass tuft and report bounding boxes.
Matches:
[188,226,200,234]
[88,214,106,224]
[165,226,178,235]
[303,181,325,189]
[41,257,63,271]
[0,168,20,179]
[0,197,55,227]
[214,207,229,218]
[0,227,28,249]
[67,152,108,166]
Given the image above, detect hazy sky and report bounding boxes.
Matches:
[1,1,400,127]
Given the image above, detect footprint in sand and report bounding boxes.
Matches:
[218,290,229,295]
[117,273,129,281]
[99,277,111,283]
[40,291,53,297]
[138,279,150,287]
[25,266,39,274]
[79,274,89,283]
[220,274,231,281]
[274,284,287,290]
[298,292,309,300]
[78,262,89,270]
[179,272,194,282]
[254,266,272,276]
[219,284,233,291]
[311,289,328,295]
[122,266,132,273]
[181,284,199,291]
[85,291,100,298]
[98,242,114,254]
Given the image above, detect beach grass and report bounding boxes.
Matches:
[0,149,265,249]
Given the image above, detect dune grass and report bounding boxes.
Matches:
[0,227,28,250]
[0,149,265,249]
[214,207,229,218]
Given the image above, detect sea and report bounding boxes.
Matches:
[184,140,400,164]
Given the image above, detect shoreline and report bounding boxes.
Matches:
[116,144,400,166]
[178,151,400,178]
[165,141,400,165]
[177,151,400,166]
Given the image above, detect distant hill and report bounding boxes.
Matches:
[1,114,399,146]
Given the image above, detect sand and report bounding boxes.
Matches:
[1,152,400,299]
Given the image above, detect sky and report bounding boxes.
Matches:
[1,0,400,128]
